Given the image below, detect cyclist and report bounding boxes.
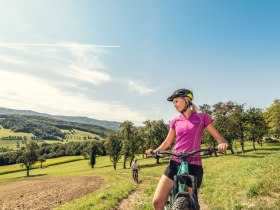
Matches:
[131,159,140,183]
[145,88,228,210]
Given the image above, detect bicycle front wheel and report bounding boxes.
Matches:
[172,196,192,210]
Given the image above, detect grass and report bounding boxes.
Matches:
[62,129,104,142]
[0,142,279,210]
[200,142,280,210]
[0,127,104,149]
[0,156,84,176]
[0,127,35,149]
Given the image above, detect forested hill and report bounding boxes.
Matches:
[0,107,120,131]
[0,114,109,140]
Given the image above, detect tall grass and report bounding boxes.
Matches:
[134,142,280,210]
[200,142,280,210]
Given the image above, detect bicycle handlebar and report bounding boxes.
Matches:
[151,146,232,159]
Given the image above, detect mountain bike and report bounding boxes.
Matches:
[152,147,220,210]
[132,169,139,183]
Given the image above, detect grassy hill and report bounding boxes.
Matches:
[0,114,109,141]
[0,107,120,131]
[0,141,279,210]
[0,127,104,150]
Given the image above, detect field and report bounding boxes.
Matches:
[0,142,279,210]
[0,127,104,149]
[0,127,35,149]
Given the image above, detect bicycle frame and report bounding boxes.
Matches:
[164,160,198,210]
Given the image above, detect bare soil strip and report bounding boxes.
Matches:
[0,176,103,210]
[116,181,145,210]
[116,177,209,210]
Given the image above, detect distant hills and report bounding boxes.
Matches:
[0,107,120,131]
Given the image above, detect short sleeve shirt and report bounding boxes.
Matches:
[169,112,212,165]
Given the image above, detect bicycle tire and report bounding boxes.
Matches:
[135,171,138,183]
[133,170,138,183]
[172,196,192,210]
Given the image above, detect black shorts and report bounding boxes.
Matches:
[164,160,204,188]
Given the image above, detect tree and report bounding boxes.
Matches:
[199,104,216,147]
[128,129,143,167]
[142,120,169,164]
[212,101,235,154]
[85,142,103,168]
[89,146,96,168]
[118,121,137,169]
[263,99,280,138]
[104,132,122,170]
[245,107,268,151]
[17,141,39,176]
[228,104,247,154]
[38,156,46,168]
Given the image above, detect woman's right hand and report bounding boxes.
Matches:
[145,149,153,156]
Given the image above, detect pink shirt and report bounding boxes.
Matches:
[169,112,212,165]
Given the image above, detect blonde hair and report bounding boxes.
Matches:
[185,97,198,113]
[191,103,198,113]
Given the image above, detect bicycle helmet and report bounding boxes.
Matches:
[167,88,194,101]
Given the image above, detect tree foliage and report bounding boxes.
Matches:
[17,141,39,176]
[0,114,108,140]
[263,99,280,137]
[104,132,122,170]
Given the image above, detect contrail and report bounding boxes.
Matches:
[0,43,120,48]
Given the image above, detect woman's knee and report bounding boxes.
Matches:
[152,196,165,209]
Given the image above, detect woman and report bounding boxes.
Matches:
[145,88,228,210]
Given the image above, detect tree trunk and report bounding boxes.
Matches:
[113,162,116,170]
[241,140,245,154]
[258,138,263,146]
[252,137,256,151]
[129,156,135,167]
[26,166,30,177]
[123,156,127,169]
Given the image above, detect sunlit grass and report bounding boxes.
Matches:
[200,142,280,210]
[0,156,84,177]
[0,142,279,210]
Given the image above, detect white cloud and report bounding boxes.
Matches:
[0,41,113,86]
[0,70,147,124]
[59,65,111,85]
[126,79,157,95]
[0,55,27,65]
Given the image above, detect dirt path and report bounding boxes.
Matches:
[116,181,145,210]
[0,175,103,210]
[199,196,209,210]
[116,178,209,210]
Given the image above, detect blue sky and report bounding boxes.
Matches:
[0,0,279,125]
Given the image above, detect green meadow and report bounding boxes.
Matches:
[0,127,35,149]
[0,127,104,149]
[0,142,279,210]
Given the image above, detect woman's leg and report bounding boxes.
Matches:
[152,174,174,210]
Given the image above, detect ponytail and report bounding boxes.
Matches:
[191,103,198,113]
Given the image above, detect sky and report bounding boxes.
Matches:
[0,0,279,125]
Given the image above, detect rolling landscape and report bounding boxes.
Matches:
[0,103,279,210]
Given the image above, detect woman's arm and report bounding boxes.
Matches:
[206,123,228,152]
[145,128,175,155]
